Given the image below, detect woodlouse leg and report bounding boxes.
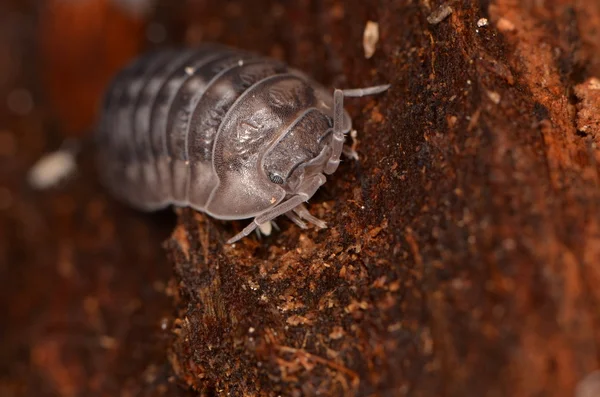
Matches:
[323,89,345,175]
[227,175,326,244]
[324,84,391,175]
[285,212,308,229]
[227,195,308,244]
[293,204,327,229]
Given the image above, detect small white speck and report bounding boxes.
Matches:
[477,18,489,27]
[28,148,77,190]
[248,327,255,333]
[363,21,380,59]
[258,221,272,236]
[361,206,365,209]
[185,66,194,76]
[487,90,501,104]
[160,318,169,330]
[238,59,244,67]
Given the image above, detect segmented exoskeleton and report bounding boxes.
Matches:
[96,44,389,243]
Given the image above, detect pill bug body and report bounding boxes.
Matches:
[96,44,388,242]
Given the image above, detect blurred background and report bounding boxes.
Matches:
[3,1,600,396]
[0,0,380,394]
[0,0,350,395]
[0,2,179,394]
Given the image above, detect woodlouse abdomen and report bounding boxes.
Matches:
[96,44,389,243]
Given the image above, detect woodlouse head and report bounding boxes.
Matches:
[261,107,346,196]
[207,75,356,224]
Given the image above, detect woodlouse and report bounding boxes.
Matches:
[95,44,389,243]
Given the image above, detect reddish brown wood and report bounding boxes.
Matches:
[167,1,600,395]
[38,0,146,136]
[1,0,599,396]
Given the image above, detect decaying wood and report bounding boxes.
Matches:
[166,1,600,396]
[1,0,599,396]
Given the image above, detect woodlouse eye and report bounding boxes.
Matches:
[268,172,284,185]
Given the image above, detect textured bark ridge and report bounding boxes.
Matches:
[165,1,600,396]
[1,0,600,396]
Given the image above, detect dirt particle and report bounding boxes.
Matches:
[574,77,600,136]
[27,148,77,190]
[172,225,190,261]
[427,4,453,25]
[447,115,458,128]
[329,326,345,340]
[496,17,516,32]
[487,90,501,104]
[286,315,312,326]
[363,21,380,59]
[477,18,489,27]
[371,106,384,123]
[160,318,169,330]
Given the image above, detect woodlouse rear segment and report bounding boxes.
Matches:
[96,44,389,243]
[98,45,272,210]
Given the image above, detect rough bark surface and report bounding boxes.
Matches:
[167,0,600,396]
[0,0,599,396]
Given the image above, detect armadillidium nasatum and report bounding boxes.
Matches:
[95,44,389,243]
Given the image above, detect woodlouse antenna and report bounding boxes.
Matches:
[324,84,390,175]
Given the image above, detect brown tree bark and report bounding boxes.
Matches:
[166,1,600,396]
[1,0,599,396]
